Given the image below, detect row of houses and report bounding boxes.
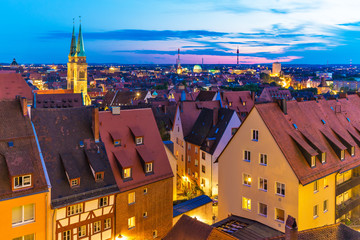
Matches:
[1,97,173,240]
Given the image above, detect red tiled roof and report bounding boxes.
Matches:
[113,150,133,168]
[221,91,254,121]
[256,95,360,185]
[99,108,173,192]
[0,73,33,101]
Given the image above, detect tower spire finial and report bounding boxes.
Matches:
[76,16,86,57]
[69,18,77,57]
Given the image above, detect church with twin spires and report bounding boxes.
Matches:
[67,20,91,105]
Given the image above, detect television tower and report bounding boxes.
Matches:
[176,48,182,74]
[237,46,239,66]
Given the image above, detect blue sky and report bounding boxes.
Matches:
[2,0,360,64]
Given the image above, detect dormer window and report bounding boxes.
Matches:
[14,175,32,189]
[311,156,316,168]
[341,150,345,160]
[145,163,153,173]
[96,172,104,181]
[71,178,80,187]
[136,137,143,145]
[351,147,355,156]
[242,101,246,106]
[114,140,121,146]
[321,152,326,164]
[229,102,232,107]
[124,168,132,179]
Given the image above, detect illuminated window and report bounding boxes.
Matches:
[144,188,148,194]
[244,150,251,162]
[14,175,31,189]
[128,216,135,229]
[311,156,316,167]
[229,102,232,107]
[63,230,71,240]
[341,150,345,160]
[96,172,104,181]
[351,147,355,156]
[259,203,267,217]
[243,173,252,186]
[275,208,285,222]
[12,234,35,240]
[67,203,83,216]
[314,180,319,193]
[143,212,148,218]
[145,163,153,173]
[94,221,101,233]
[260,154,267,165]
[321,152,326,163]
[242,197,251,211]
[71,178,79,187]
[78,225,86,237]
[99,197,108,207]
[313,205,318,218]
[252,130,259,141]
[114,140,121,146]
[276,182,285,196]
[128,192,135,205]
[124,168,132,179]
[195,172,198,179]
[136,137,143,145]
[12,204,35,226]
[259,178,267,191]
[195,159,198,166]
[104,218,111,230]
[153,230,158,238]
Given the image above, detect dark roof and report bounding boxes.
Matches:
[255,95,360,185]
[212,215,282,240]
[31,107,118,208]
[0,73,33,102]
[101,90,148,108]
[163,215,237,240]
[185,108,214,146]
[34,93,83,108]
[99,108,173,193]
[196,90,217,101]
[173,195,212,217]
[0,100,48,200]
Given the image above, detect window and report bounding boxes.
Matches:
[12,234,35,240]
[96,172,104,181]
[195,172,198,179]
[252,130,259,141]
[259,203,267,217]
[144,188,148,194]
[229,102,232,107]
[323,200,328,212]
[276,182,285,196]
[153,230,158,238]
[201,178,205,187]
[244,150,251,162]
[104,218,111,230]
[260,154,267,165]
[67,203,83,216]
[136,137,143,145]
[324,177,328,188]
[202,152,205,160]
[231,128,237,136]
[313,205,318,218]
[94,221,101,233]
[188,168,191,175]
[63,230,71,240]
[143,212,148,218]
[202,165,206,173]
[243,174,252,186]
[124,168,132,179]
[188,144,191,150]
[78,225,86,237]
[311,156,316,167]
[321,152,326,163]
[187,156,191,163]
[14,175,31,189]
[195,159,198,166]
[145,163,153,173]
[71,178,79,187]
[314,180,319,193]
[128,216,135,229]
[275,208,285,222]
[242,197,251,211]
[114,140,121,146]
[195,147,198,154]
[128,192,135,205]
[341,150,345,160]
[99,197,108,207]
[12,204,34,226]
[351,147,355,156]
[259,178,268,191]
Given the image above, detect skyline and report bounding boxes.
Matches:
[3,0,360,64]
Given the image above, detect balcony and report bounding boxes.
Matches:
[336,175,360,196]
[336,195,360,219]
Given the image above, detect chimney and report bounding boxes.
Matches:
[92,108,100,143]
[20,97,28,116]
[213,108,219,126]
[251,91,255,101]
[278,98,287,115]
[285,215,298,240]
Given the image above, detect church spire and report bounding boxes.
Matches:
[76,16,86,57]
[69,18,77,57]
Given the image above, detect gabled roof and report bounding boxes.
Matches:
[0,73,33,102]
[185,108,214,146]
[31,107,118,208]
[195,90,217,101]
[0,100,47,200]
[99,108,173,192]
[221,91,254,121]
[255,95,360,185]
